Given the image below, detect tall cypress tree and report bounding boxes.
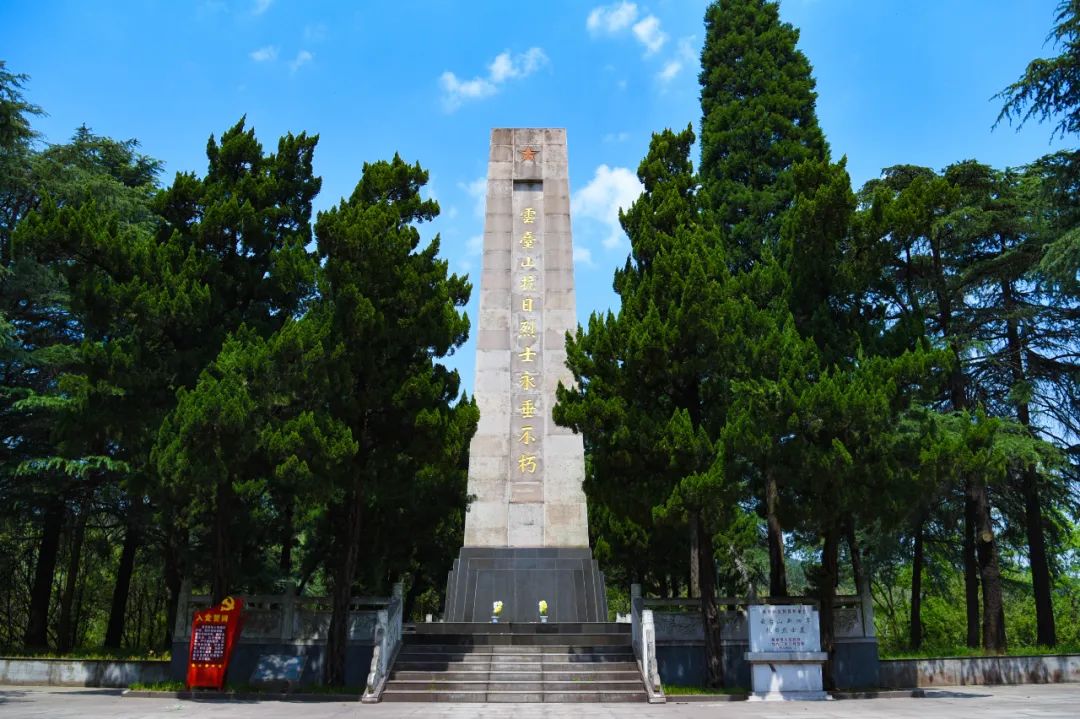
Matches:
[697,0,828,597]
[699,0,828,269]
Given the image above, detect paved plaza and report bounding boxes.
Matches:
[2,685,1079,719]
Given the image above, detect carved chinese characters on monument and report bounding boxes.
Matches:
[460,128,589,550]
[445,129,603,623]
[748,605,821,653]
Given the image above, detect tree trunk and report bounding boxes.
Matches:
[211,477,234,604]
[1000,275,1056,647]
[845,519,863,591]
[24,499,65,650]
[910,518,924,651]
[1022,467,1056,646]
[57,507,87,653]
[695,511,725,688]
[689,518,700,599]
[163,521,184,646]
[104,516,140,648]
[969,478,1007,652]
[325,490,364,686]
[963,488,980,648]
[765,466,788,597]
[820,526,839,691]
[279,498,295,578]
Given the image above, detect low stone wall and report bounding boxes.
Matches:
[0,658,170,687]
[879,654,1080,688]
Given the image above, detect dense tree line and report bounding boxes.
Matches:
[556,0,1080,687]
[0,61,475,684]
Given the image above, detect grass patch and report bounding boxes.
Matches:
[662,684,746,695]
[129,680,186,692]
[881,643,1080,660]
[1,648,170,661]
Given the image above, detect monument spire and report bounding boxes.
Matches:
[445,129,606,623]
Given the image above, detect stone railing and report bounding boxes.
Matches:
[639,586,880,690]
[174,582,393,644]
[361,582,404,703]
[630,584,665,703]
[643,593,873,641]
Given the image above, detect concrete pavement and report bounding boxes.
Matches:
[1,684,1079,718]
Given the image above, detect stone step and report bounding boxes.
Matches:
[395,651,635,663]
[390,670,642,682]
[384,679,644,692]
[380,689,647,703]
[410,622,631,636]
[403,633,630,646]
[393,660,640,672]
[398,644,632,655]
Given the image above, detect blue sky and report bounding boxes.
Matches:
[1,0,1070,395]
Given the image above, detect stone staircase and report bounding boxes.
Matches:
[381,622,647,702]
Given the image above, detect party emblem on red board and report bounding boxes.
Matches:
[186,596,245,689]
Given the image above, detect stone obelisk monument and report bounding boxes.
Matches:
[444,129,607,623]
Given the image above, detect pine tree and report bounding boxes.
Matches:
[311,155,475,686]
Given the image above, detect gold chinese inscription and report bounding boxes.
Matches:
[520,231,536,248]
[518,371,537,390]
[519,274,536,291]
[518,346,537,362]
[519,320,537,339]
[521,207,536,224]
[522,297,535,312]
[519,399,537,418]
[518,454,538,473]
[519,425,536,445]
[520,256,537,270]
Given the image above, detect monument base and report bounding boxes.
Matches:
[745,651,831,701]
[444,547,607,623]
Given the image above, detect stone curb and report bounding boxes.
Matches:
[122,689,361,702]
[668,689,930,702]
[666,694,748,702]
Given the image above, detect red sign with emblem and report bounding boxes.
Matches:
[186,596,245,689]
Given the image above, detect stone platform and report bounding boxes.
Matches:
[444,547,607,623]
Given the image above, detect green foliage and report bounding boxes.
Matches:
[699,0,828,267]
[997,1,1080,139]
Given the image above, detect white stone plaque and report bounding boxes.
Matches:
[748,604,820,653]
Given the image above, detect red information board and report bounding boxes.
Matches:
[186,596,245,689]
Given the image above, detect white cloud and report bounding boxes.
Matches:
[459,176,487,218]
[657,60,681,83]
[250,45,278,62]
[466,234,484,255]
[573,246,595,266]
[632,15,667,55]
[441,48,549,112]
[603,131,631,143]
[289,50,313,73]
[572,165,643,249]
[252,0,272,15]
[656,36,696,86]
[440,73,497,110]
[303,23,327,43]
[587,2,638,35]
[588,4,668,58]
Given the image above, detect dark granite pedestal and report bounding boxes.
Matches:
[444,547,608,623]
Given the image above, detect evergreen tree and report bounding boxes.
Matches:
[697,0,829,596]
[310,155,475,685]
[558,127,765,687]
[699,0,828,269]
